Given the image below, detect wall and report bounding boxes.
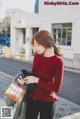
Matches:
[11,5,80,69]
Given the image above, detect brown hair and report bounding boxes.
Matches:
[31,30,63,57]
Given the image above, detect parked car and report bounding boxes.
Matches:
[0,36,10,46]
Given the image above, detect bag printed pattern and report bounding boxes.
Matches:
[4,82,26,103]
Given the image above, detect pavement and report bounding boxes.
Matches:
[0,71,80,119]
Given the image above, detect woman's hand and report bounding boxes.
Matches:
[24,76,39,84]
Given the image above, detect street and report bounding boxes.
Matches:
[0,57,80,105]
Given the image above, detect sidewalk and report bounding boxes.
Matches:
[0,71,80,119]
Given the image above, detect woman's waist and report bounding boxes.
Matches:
[29,86,58,101]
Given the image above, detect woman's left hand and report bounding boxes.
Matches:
[24,76,39,84]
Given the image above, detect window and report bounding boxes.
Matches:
[52,23,72,46]
[32,28,39,35]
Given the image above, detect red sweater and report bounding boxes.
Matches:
[29,54,64,102]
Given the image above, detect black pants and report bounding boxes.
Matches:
[25,97,56,119]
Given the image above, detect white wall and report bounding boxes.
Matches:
[11,10,40,57]
[11,17,24,56]
[11,10,40,28]
[74,18,80,54]
[25,28,32,60]
[38,0,80,60]
[39,0,80,20]
[11,3,80,60]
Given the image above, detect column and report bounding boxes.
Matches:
[25,28,32,60]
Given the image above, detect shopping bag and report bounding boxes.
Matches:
[6,97,16,107]
[4,82,26,103]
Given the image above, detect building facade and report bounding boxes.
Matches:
[11,0,80,70]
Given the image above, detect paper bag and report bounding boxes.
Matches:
[4,82,26,103]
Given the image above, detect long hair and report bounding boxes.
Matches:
[31,30,63,57]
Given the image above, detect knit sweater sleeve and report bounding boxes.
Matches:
[37,58,64,93]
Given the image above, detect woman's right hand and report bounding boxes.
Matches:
[17,76,25,85]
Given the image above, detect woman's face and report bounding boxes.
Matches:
[32,40,46,54]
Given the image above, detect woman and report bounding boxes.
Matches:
[18,30,64,119]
